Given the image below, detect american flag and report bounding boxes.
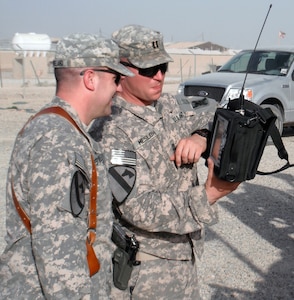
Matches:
[279,31,286,39]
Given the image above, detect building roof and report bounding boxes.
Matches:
[165,41,228,52]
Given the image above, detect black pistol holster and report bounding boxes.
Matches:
[111,222,139,290]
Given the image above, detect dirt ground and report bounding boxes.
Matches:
[0,83,178,251]
[0,84,293,300]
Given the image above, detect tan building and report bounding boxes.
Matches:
[0,39,239,87]
[165,41,239,81]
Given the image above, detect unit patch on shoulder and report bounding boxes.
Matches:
[109,166,136,204]
[70,170,87,217]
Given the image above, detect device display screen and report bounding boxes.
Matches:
[210,114,229,167]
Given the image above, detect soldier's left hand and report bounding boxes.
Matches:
[170,134,207,167]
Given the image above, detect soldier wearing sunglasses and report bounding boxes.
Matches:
[89,25,239,299]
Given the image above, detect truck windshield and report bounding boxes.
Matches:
[218,50,294,76]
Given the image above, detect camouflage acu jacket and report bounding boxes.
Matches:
[89,93,218,260]
[0,97,113,299]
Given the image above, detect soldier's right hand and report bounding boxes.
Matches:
[205,157,240,205]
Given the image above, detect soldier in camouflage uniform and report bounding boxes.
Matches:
[89,25,240,299]
[0,33,133,299]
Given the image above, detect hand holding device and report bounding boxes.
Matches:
[205,158,240,204]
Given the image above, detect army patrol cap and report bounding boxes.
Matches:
[112,25,173,68]
[53,33,133,76]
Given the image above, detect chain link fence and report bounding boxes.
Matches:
[0,39,235,88]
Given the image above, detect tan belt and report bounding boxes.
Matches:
[136,251,160,261]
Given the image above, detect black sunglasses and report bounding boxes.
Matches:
[80,68,121,86]
[120,61,168,78]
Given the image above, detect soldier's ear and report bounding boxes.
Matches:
[81,69,96,91]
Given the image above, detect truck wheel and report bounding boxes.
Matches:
[261,104,283,135]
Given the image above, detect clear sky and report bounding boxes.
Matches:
[0,0,292,49]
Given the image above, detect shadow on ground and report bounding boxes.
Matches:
[207,171,293,299]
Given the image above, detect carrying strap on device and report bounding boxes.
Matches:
[11,106,100,276]
[228,99,294,176]
[257,122,294,175]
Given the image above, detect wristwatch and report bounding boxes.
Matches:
[193,129,210,139]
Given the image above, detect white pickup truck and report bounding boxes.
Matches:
[177,47,294,134]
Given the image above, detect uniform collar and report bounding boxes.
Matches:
[113,96,163,125]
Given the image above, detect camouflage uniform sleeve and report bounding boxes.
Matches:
[103,124,218,235]
[26,131,93,297]
[119,179,218,233]
[163,93,215,134]
[188,185,219,225]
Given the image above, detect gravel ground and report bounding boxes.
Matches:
[0,84,293,299]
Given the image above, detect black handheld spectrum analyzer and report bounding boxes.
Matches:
[206,4,292,182]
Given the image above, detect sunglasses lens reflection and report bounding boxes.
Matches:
[139,64,168,77]
[120,61,168,78]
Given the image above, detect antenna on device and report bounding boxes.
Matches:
[238,4,272,114]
